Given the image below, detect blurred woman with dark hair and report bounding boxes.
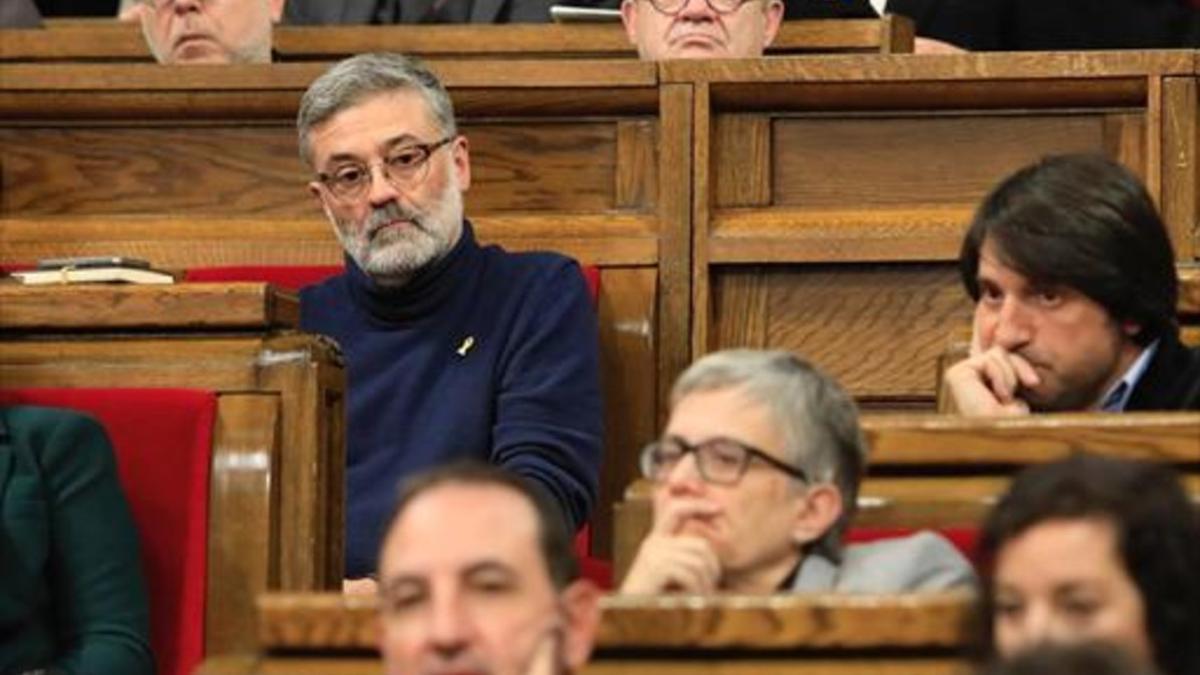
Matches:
[974,454,1200,675]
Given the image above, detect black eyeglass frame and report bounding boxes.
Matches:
[315,135,456,202]
[643,0,755,16]
[640,435,810,486]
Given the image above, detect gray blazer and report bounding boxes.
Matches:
[789,531,976,593]
[284,0,557,24]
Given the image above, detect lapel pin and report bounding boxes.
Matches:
[456,336,476,357]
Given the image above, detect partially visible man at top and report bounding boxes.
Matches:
[376,463,600,675]
[945,154,1200,416]
[297,53,602,584]
[621,349,973,594]
[621,0,784,60]
[284,0,612,25]
[131,0,282,64]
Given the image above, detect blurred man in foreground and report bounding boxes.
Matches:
[376,463,600,675]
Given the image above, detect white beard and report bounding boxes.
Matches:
[328,169,464,284]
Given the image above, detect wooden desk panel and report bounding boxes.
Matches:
[198,592,970,674]
[0,18,913,63]
[0,284,345,657]
[678,52,1199,409]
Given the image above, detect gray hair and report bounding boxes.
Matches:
[296,53,457,166]
[671,349,868,560]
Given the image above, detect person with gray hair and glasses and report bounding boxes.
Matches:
[621,349,974,595]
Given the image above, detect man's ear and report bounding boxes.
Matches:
[791,484,843,548]
[560,579,602,670]
[452,135,472,192]
[268,0,286,22]
[1120,319,1143,339]
[761,0,785,50]
[619,0,640,46]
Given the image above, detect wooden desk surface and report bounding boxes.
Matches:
[0,281,299,331]
[252,591,972,650]
[0,18,912,62]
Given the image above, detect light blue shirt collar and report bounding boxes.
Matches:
[1098,340,1159,412]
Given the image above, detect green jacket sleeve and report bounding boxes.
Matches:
[34,409,154,675]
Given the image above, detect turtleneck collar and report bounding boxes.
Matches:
[344,220,479,325]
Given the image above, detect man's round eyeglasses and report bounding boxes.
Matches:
[640,436,809,486]
[316,136,455,203]
[644,0,755,16]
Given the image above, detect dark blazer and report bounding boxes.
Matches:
[0,407,152,675]
[1127,333,1200,411]
[885,0,1200,50]
[285,0,565,24]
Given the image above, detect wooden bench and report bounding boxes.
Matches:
[612,412,1200,582]
[3,53,1198,553]
[0,283,345,657]
[664,51,1200,412]
[197,591,973,674]
[0,17,914,62]
[0,59,678,555]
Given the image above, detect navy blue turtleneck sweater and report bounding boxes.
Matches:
[300,222,603,577]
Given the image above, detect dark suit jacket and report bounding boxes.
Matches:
[285,0,567,24]
[1127,333,1200,411]
[885,0,1200,50]
[0,407,152,675]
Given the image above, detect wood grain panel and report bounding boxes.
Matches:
[661,51,1192,85]
[0,127,308,217]
[0,214,658,267]
[596,267,658,558]
[712,114,771,208]
[1161,77,1198,259]
[207,394,281,656]
[2,20,907,63]
[657,83,694,422]
[0,283,298,331]
[253,592,970,650]
[710,265,972,402]
[771,115,1105,210]
[614,119,657,210]
[0,122,623,216]
[1103,113,1148,182]
[465,122,618,212]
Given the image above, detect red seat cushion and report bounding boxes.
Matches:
[0,388,215,675]
[183,265,343,291]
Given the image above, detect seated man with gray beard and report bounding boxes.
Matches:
[296,53,603,590]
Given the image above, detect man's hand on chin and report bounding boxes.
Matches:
[944,346,1039,416]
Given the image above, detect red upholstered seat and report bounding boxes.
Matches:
[182,264,613,588]
[184,263,603,300]
[847,526,980,562]
[0,388,214,675]
[183,265,343,290]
